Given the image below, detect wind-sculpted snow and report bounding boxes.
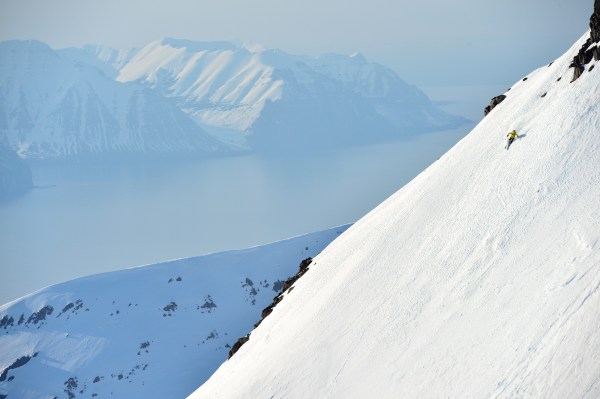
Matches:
[190,32,600,399]
[0,225,349,399]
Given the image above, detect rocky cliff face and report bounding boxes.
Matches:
[569,0,600,81]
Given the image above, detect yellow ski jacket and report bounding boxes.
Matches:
[507,130,519,139]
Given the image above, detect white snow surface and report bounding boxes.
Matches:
[0,226,349,398]
[190,33,600,398]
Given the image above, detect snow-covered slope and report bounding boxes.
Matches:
[0,40,226,159]
[116,38,467,150]
[191,32,600,399]
[0,226,349,399]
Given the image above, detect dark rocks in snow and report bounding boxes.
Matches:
[242,278,254,287]
[200,295,217,312]
[0,352,38,381]
[591,0,600,42]
[63,376,79,399]
[0,315,14,329]
[58,299,84,317]
[162,302,177,312]
[484,95,506,116]
[27,306,54,324]
[570,2,600,81]
[281,257,313,293]
[229,257,314,359]
[228,334,250,359]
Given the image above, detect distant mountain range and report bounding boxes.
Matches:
[0,39,467,159]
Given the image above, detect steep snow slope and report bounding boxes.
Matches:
[0,40,226,159]
[0,226,348,399]
[191,32,600,399]
[116,39,466,150]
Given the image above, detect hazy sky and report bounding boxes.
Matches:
[0,0,593,85]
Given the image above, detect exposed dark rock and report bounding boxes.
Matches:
[93,376,102,383]
[484,95,506,116]
[0,315,14,329]
[242,278,254,287]
[176,276,182,282]
[590,64,596,72]
[570,2,600,81]
[0,352,38,381]
[64,377,78,389]
[228,334,250,359]
[591,0,600,42]
[17,314,25,325]
[200,295,217,312]
[522,77,528,81]
[27,306,54,324]
[140,341,150,350]
[58,299,84,317]
[541,92,547,98]
[162,302,177,312]
[229,257,314,359]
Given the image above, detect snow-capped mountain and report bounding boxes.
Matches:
[0,38,466,159]
[115,38,467,150]
[0,40,226,159]
[190,27,600,399]
[0,226,349,399]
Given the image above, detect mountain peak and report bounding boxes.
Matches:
[158,37,239,52]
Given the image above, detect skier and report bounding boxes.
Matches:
[505,129,519,150]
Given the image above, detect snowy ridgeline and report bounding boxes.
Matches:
[189,31,600,399]
[0,225,349,399]
[0,39,467,160]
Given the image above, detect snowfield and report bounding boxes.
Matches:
[190,32,600,399]
[0,226,349,398]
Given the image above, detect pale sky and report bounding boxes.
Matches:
[0,0,593,84]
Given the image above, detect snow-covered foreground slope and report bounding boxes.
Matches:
[191,33,600,399]
[0,226,349,399]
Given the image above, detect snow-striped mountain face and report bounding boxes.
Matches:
[0,40,226,160]
[190,29,600,399]
[0,38,466,159]
[0,226,349,399]
[115,38,467,151]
